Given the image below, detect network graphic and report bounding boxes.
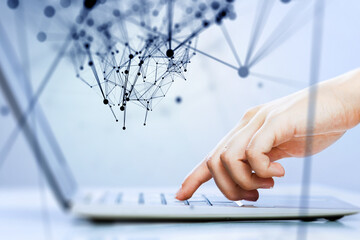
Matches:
[4,0,316,129]
[5,0,238,129]
[0,1,330,239]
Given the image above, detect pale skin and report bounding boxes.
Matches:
[176,68,360,201]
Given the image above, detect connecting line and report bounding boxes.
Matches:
[125,17,238,72]
[173,25,205,51]
[86,49,107,100]
[251,72,305,88]
[184,43,239,70]
[220,24,242,67]
[244,0,274,66]
[297,1,324,240]
[167,0,173,50]
[248,2,312,68]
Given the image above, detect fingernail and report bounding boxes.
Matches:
[270,164,285,177]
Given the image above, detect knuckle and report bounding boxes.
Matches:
[205,156,214,171]
[239,180,254,191]
[245,148,256,160]
[254,168,268,178]
[243,106,262,120]
[220,150,232,165]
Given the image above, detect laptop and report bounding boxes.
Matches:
[0,58,358,222]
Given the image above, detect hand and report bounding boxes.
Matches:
[176,69,360,201]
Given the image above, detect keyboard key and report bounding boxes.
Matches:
[164,193,189,206]
[143,193,163,205]
[188,201,210,206]
[205,194,233,204]
[211,202,240,207]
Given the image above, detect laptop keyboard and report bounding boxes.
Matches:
[82,192,240,207]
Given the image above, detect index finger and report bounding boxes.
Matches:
[175,160,212,200]
[176,106,263,200]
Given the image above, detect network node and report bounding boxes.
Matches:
[84,0,98,9]
[281,0,291,3]
[113,9,120,17]
[166,49,174,58]
[175,96,182,104]
[37,32,47,42]
[60,0,71,8]
[238,66,249,78]
[211,1,220,10]
[103,99,109,105]
[7,0,19,9]
[44,6,56,18]
[120,106,125,111]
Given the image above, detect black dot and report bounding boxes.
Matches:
[238,66,249,78]
[175,96,182,104]
[72,32,79,40]
[126,97,130,101]
[37,32,47,42]
[137,72,141,76]
[122,127,126,130]
[113,9,120,17]
[44,6,56,18]
[129,54,134,59]
[202,20,210,27]
[166,49,174,58]
[7,0,19,9]
[84,0,98,9]
[86,18,94,26]
[79,30,86,37]
[103,99,109,105]
[211,1,220,10]
[281,0,291,3]
[124,70,129,74]
[88,61,93,66]
[60,0,71,8]
[120,106,125,111]
[195,11,202,18]
[199,3,207,11]
[84,43,90,49]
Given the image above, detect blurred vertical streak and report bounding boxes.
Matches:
[297,0,325,239]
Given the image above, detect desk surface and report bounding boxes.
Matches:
[0,185,359,240]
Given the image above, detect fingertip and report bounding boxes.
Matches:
[244,190,259,201]
[175,185,194,200]
[270,162,285,177]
